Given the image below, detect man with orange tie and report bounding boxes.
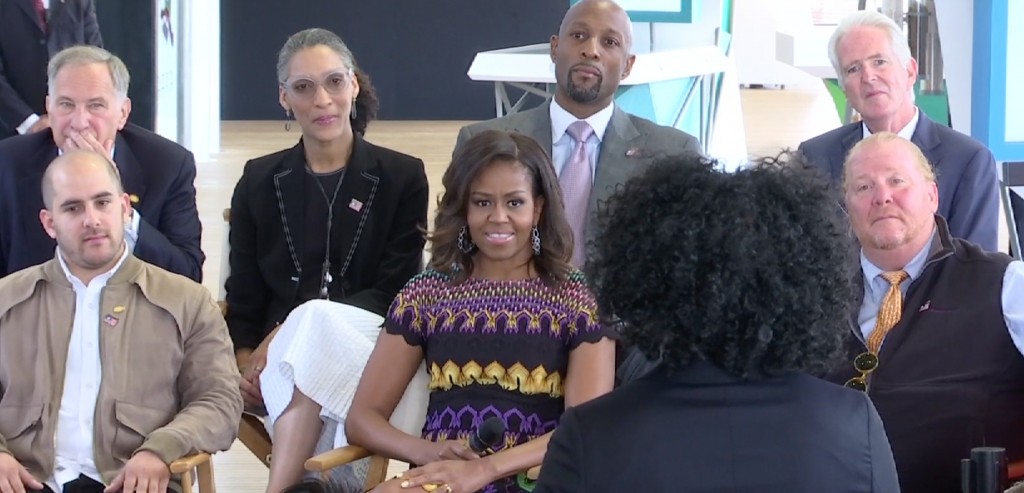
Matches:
[0,0,103,137]
[828,132,1024,493]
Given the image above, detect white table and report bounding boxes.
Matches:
[466,43,732,152]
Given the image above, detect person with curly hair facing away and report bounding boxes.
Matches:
[533,152,900,493]
[346,130,617,493]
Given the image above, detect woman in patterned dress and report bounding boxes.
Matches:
[346,129,617,493]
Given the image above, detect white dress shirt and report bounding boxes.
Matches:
[861,107,920,140]
[549,100,615,181]
[47,244,130,492]
[858,228,1024,357]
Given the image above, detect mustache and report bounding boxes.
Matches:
[570,62,602,74]
[81,228,110,240]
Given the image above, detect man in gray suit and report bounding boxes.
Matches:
[456,0,700,259]
[455,0,700,382]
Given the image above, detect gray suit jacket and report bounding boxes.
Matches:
[455,102,702,250]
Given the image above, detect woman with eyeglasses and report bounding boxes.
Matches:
[532,153,901,493]
[225,28,429,492]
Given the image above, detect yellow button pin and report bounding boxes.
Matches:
[113,306,126,314]
[129,194,140,204]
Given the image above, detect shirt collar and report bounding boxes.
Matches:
[862,107,919,140]
[57,241,131,287]
[550,99,615,144]
[860,226,935,294]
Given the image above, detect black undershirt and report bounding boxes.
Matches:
[297,166,346,302]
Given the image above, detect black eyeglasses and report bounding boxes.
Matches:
[844,351,879,391]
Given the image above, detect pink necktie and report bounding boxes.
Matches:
[560,121,594,267]
[33,0,48,33]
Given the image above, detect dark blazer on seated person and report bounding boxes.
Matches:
[534,360,900,493]
[798,111,999,252]
[0,124,205,281]
[225,135,428,352]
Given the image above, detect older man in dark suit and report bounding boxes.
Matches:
[0,0,103,137]
[0,45,204,281]
[798,10,1002,252]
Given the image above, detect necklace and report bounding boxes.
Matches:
[306,164,347,298]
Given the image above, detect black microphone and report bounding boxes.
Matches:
[468,416,506,455]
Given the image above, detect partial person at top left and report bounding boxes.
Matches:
[0,45,205,282]
[0,0,103,138]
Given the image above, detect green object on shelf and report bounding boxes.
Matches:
[915,80,950,126]
[823,78,847,122]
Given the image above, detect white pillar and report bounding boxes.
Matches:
[178,0,220,159]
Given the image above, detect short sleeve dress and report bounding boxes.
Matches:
[385,268,613,493]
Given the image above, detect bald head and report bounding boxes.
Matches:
[559,0,633,51]
[42,150,123,210]
[550,0,636,117]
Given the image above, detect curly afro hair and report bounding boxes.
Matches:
[588,152,857,378]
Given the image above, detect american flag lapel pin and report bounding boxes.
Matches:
[349,199,363,212]
[103,314,119,327]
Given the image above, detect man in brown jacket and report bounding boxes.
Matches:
[0,150,241,493]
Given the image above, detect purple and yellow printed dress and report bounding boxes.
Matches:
[385,268,612,493]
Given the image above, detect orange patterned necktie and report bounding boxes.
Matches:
[866,270,909,354]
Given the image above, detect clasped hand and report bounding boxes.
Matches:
[368,441,497,493]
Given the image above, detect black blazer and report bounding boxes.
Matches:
[225,136,429,351]
[535,361,900,493]
[0,0,102,135]
[798,112,1000,252]
[0,124,205,281]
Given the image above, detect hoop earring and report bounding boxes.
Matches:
[457,226,475,254]
[531,225,541,255]
[350,99,358,120]
[284,109,293,132]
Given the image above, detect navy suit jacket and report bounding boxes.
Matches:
[225,136,428,351]
[535,361,900,493]
[0,0,102,136]
[0,124,204,281]
[798,113,1000,251]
